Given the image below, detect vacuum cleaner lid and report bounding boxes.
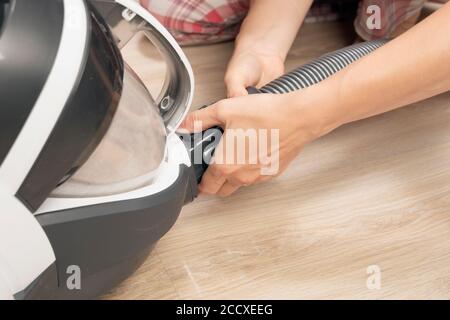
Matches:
[52,65,167,198]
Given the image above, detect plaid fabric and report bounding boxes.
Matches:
[139,0,250,45]
[355,0,448,40]
[140,1,447,45]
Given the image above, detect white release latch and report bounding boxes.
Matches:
[121,0,140,21]
[122,8,137,21]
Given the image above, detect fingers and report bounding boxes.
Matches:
[198,165,227,195]
[225,74,250,98]
[226,169,260,188]
[199,166,242,197]
[258,64,285,88]
[178,104,224,133]
[200,163,264,197]
[217,181,240,197]
[224,56,262,98]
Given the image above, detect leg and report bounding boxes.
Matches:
[139,0,250,45]
[354,0,427,40]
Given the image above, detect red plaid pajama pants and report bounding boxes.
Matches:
[139,0,447,45]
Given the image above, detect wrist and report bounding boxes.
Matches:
[235,32,287,61]
[287,84,346,140]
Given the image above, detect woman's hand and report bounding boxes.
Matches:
[224,45,285,97]
[223,0,312,97]
[179,92,336,197]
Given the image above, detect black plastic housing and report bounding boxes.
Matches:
[17,2,124,211]
[21,164,197,300]
[0,0,9,34]
[0,0,64,166]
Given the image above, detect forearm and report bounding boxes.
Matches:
[299,3,450,136]
[236,0,312,59]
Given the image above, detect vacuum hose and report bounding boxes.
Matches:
[183,40,388,183]
[251,39,387,94]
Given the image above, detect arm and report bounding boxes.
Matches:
[236,0,311,61]
[225,0,312,97]
[181,3,450,197]
[301,3,450,136]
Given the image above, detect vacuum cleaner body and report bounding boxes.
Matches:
[0,0,196,299]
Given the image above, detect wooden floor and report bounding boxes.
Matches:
[105,21,450,300]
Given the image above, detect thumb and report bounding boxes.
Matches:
[178,104,224,133]
[225,74,250,98]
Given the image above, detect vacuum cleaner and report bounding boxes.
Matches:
[0,0,387,299]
